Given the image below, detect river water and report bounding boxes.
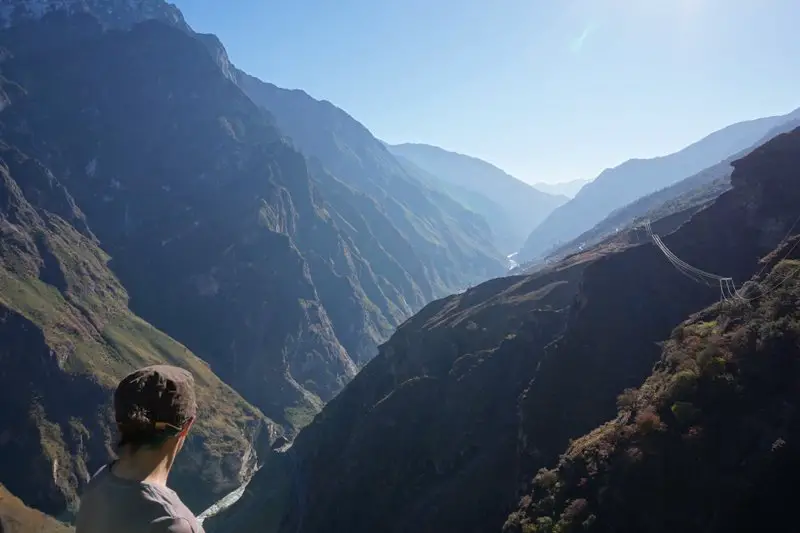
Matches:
[507,252,519,270]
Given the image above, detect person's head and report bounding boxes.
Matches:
[114,365,197,465]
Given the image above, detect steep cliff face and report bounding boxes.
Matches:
[1,0,506,396]
[211,128,800,533]
[0,143,277,517]
[0,13,350,428]
[208,267,587,533]
[505,242,800,533]
[238,74,506,290]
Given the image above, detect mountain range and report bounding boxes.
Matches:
[387,143,567,254]
[1,1,800,532]
[518,108,800,262]
[518,115,800,271]
[531,178,591,198]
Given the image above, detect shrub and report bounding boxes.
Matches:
[534,468,559,489]
[532,517,554,533]
[671,401,700,424]
[616,387,638,409]
[666,370,698,401]
[635,407,664,433]
[625,446,644,463]
[561,498,589,523]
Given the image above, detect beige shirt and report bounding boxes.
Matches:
[75,464,204,533]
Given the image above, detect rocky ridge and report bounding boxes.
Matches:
[528,116,800,270]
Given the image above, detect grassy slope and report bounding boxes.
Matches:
[0,485,73,533]
[0,156,277,515]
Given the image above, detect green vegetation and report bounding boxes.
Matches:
[0,158,275,514]
[284,404,321,431]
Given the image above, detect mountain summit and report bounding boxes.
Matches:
[0,0,188,29]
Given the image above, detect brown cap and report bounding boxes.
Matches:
[114,365,197,437]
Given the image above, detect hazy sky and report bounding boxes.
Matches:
[174,0,800,184]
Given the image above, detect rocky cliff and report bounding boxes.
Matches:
[210,128,800,532]
[0,4,509,524]
[505,238,800,533]
[238,75,506,288]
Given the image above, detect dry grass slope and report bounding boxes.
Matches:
[0,485,73,533]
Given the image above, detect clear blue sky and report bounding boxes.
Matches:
[173,0,800,184]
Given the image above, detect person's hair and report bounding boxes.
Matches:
[116,427,178,453]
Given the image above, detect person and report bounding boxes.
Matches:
[75,365,204,533]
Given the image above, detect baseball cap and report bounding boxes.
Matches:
[114,365,197,438]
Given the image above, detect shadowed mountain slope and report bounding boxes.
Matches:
[209,125,800,532]
[237,76,506,284]
[505,238,800,533]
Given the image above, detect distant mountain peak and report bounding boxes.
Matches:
[386,142,567,254]
[532,178,591,198]
[0,0,188,30]
[518,109,800,261]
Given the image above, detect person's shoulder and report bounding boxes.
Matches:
[142,486,204,533]
[148,516,204,533]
